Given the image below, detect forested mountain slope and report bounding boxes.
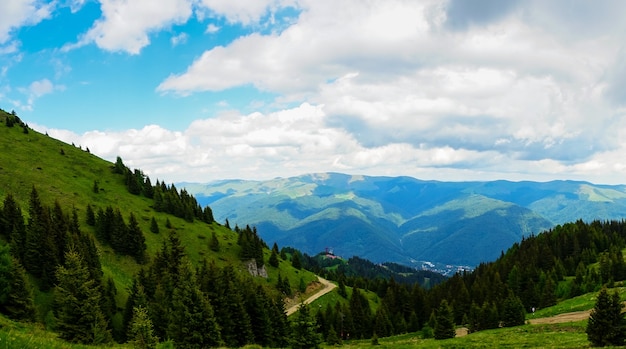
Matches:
[185,173,626,265]
[0,109,320,347]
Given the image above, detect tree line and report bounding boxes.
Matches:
[114,157,214,224]
[289,219,626,343]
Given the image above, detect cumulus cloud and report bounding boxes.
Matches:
[63,0,294,54]
[65,0,194,54]
[0,0,54,44]
[26,0,626,184]
[16,78,65,111]
[31,100,624,184]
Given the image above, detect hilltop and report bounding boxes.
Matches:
[184,173,626,266]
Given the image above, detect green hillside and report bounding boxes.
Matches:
[0,109,322,347]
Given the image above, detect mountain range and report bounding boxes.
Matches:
[182,173,626,266]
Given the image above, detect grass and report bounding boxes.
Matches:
[308,284,381,315]
[332,322,590,349]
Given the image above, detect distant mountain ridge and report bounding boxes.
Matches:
[182,173,626,266]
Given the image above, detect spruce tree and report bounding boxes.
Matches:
[85,204,96,226]
[24,187,57,289]
[150,217,159,234]
[269,244,279,268]
[373,305,393,338]
[349,288,372,338]
[290,302,322,349]
[54,250,112,344]
[291,251,302,269]
[0,243,11,305]
[2,194,26,261]
[501,292,525,327]
[326,325,342,345]
[434,300,455,340]
[586,287,626,346]
[128,306,158,349]
[210,266,253,347]
[4,257,36,321]
[122,280,149,342]
[209,231,219,252]
[167,261,221,348]
[127,213,147,263]
[242,283,273,346]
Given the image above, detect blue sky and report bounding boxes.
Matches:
[2,0,626,184]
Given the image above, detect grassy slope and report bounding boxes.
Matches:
[0,110,317,323]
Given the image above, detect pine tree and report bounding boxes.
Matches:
[127,213,147,263]
[122,280,149,342]
[143,177,154,199]
[586,287,626,346]
[337,279,347,298]
[5,257,36,321]
[209,231,219,252]
[501,292,525,327]
[326,325,342,345]
[434,300,455,340]
[150,217,159,234]
[2,194,26,261]
[299,277,307,294]
[290,302,322,349]
[210,266,253,347]
[1,256,36,322]
[292,251,302,269]
[0,243,11,305]
[128,306,158,349]
[269,243,279,268]
[167,261,221,348]
[54,250,112,344]
[114,156,126,174]
[349,288,372,339]
[24,187,57,289]
[85,204,96,226]
[373,305,393,338]
[242,283,273,346]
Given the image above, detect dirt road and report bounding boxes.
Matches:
[528,310,590,324]
[285,276,337,316]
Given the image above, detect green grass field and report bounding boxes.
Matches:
[333,322,589,349]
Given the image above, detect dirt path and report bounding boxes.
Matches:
[528,310,590,324]
[285,276,337,316]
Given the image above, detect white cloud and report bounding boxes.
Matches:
[25,0,626,185]
[66,0,86,13]
[15,78,65,111]
[171,32,188,47]
[205,23,220,34]
[31,100,626,185]
[29,79,54,97]
[0,0,54,44]
[67,0,194,54]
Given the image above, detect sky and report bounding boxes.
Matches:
[2,0,626,185]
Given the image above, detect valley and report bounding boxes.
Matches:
[185,174,626,266]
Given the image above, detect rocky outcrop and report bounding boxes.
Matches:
[246,259,267,278]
